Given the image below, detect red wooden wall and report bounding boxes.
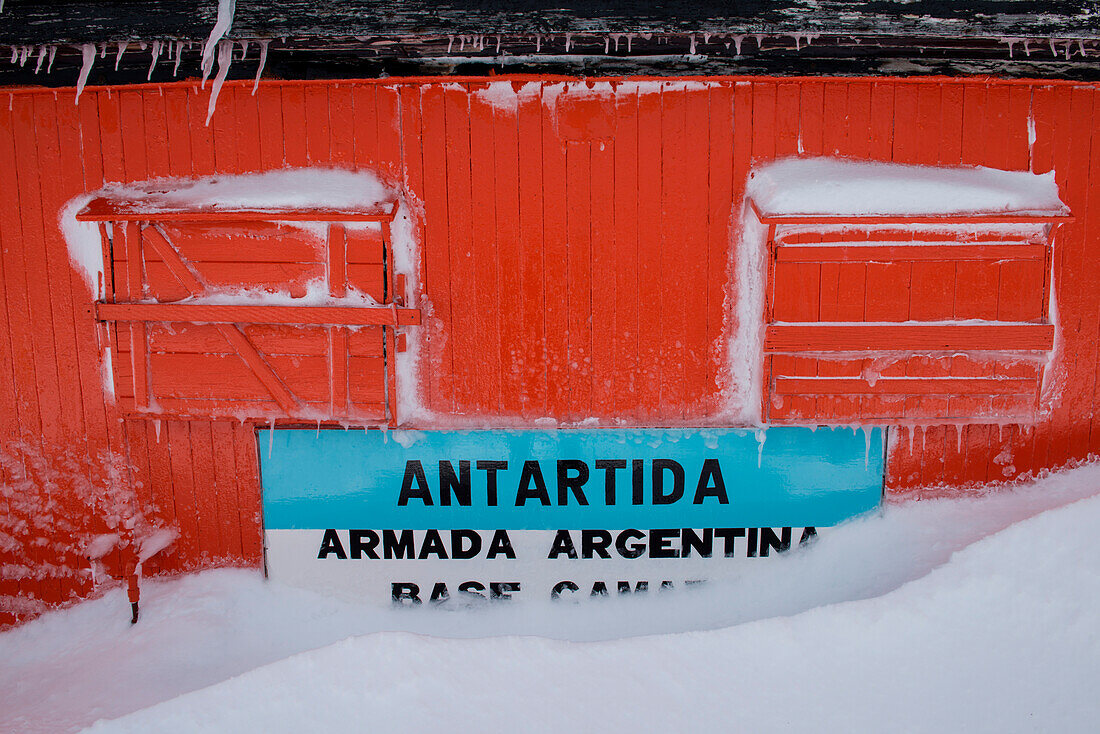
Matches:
[2,76,1099,625]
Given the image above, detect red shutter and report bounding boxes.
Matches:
[78,197,419,426]
[754,202,1071,424]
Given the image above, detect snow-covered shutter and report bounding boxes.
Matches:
[78,197,418,426]
[752,202,1070,424]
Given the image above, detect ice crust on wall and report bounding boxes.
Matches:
[747,157,1068,216]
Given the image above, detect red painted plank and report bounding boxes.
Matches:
[680,84,712,416]
[281,85,308,168]
[777,244,1048,263]
[775,377,1037,395]
[255,85,285,170]
[705,83,734,416]
[233,85,263,173]
[635,84,664,420]
[417,84,454,413]
[96,302,422,326]
[304,85,331,165]
[210,421,244,559]
[233,424,263,563]
[512,83,547,415]
[187,421,223,556]
[470,88,502,414]
[489,84,524,416]
[564,140,593,419]
[442,84,479,412]
[765,323,1055,352]
[590,132,617,416]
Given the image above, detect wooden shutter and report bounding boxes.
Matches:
[753,202,1071,424]
[78,198,419,426]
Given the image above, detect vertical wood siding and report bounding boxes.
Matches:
[1,77,1098,625]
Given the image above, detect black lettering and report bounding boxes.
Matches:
[649,528,679,558]
[476,460,507,506]
[418,529,449,559]
[632,459,645,504]
[800,527,818,544]
[398,460,433,506]
[759,527,792,557]
[616,529,646,559]
[652,459,685,505]
[451,529,482,559]
[516,461,551,506]
[659,580,674,591]
[693,459,728,504]
[486,529,516,559]
[349,529,379,559]
[581,529,613,559]
[590,581,609,597]
[681,528,713,558]
[548,529,579,559]
[551,581,579,599]
[490,582,520,600]
[429,582,450,603]
[439,460,471,506]
[714,528,746,557]
[617,581,649,594]
[556,459,590,505]
[317,528,347,559]
[383,529,415,559]
[747,527,759,557]
[391,582,421,604]
[595,459,626,505]
[458,581,486,598]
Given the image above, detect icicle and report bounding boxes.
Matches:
[75,43,95,104]
[604,37,609,54]
[267,420,275,458]
[239,39,249,61]
[18,45,30,66]
[173,41,184,76]
[154,419,162,443]
[703,32,711,44]
[797,131,804,154]
[955,424,964,454]
[47,46,56,74]
[1024,40,1032,56]
[448,36,454,54]
[114,41,127,71]
[794,34,801,51]
[99,43,107,58]
[34,46,47,73]
[9,46,16,64]
[1049,38,1058,56]
[459,36,465,52]
[689,34,696,55]
[565,33,572,52]
[733,35,744,55]
[316,419,321,437]
[755,428,766,468]
[1005,38,1015,58]
[202,0,236,86]
[536,35,541,53]
[1065,41,1072,60]
[920,426,927,455]
[496,36,501,54]
[626,34,632,52]
[252,39,269,95]
[862,426,871,469]
[205,39,232,126]
[147,40,162,80]
[755,34,765,50]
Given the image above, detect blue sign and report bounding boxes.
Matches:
[259,427,884,530]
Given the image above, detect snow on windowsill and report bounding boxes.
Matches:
[747,157,1069,218]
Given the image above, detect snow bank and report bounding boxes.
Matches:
[748,157,1067,217]
[3,462,1100,733]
